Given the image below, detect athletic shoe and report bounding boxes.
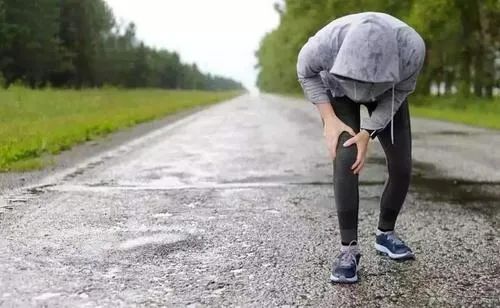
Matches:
[330,247,361,284]
[375,231,415,260]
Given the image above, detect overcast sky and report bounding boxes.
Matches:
[104,0,280,91]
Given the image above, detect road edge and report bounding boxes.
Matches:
[0,95,243,192]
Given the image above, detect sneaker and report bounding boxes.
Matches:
[330,247,361,284]
[375,231,415,260]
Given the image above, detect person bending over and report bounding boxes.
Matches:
[297,12,425,284]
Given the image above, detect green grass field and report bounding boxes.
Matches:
[292,92,499,130]
[0,87,240,172]
[411,96,500,130]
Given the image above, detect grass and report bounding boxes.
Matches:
[291,92,499,130]
[411,96,500,130]
[292,92,499,129]
[0,87,241,172]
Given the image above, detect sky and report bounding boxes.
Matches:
[104,0,280,91]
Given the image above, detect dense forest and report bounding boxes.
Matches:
[256,0,499,98]
[0,0,243,90]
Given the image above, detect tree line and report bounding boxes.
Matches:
[256,0,499,98]
[0,0,243,90]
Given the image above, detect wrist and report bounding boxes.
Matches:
[362,128,377,139]
[360,129,370,139]
[322,114,338,125]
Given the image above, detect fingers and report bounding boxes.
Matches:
[343,125,356,137]
[345,132,367,173]
[351,149,362,170]
[330,138,338,159]
[343,134,362,171]
[353,159,365,174]
[343,135,358,147]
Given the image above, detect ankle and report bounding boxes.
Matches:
[377,228,394,235]
[340,240,360,254]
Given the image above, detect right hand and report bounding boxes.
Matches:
[323,116,356,159]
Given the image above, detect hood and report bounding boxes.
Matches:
[333,76,393,102]
[330,14,400,83]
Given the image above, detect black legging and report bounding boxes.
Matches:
[328,93,412,245]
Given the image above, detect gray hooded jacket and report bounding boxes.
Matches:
[297,12,426,140]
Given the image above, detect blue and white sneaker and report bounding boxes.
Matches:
[330,248,361,284]
[375,231,415,260]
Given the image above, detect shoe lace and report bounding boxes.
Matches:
[339,240,358,266]
[386,232,405,246]
[339,251,356,266]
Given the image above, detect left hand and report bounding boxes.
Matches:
[343,130,370,174]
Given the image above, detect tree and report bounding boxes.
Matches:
[58,0,114,87]
[127,43,150,88]
[256,0,499,99]
[0,0,243,91]
[0,0,61,87]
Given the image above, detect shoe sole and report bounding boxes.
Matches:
[375,243,415,260]
[330,273,358,284]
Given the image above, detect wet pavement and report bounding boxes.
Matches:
[0,94,498,307]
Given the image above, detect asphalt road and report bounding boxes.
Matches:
[0,94,498,307]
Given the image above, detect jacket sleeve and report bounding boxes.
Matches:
[297,38,330,104]
[360,74,417,131]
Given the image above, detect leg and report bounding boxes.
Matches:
[328,93,361,245]
[376,100,412,231]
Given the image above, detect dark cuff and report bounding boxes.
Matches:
[363,129,378,139]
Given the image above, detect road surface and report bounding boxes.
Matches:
[0,94,499,307]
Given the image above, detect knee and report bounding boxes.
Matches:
[335,134,357,170]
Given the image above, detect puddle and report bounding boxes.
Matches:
[26,184,55,195]
[411,176,500,216]
[288,180,385,186]
[222,174,385,187]
[220,175,299,184]
[2,184,55,207]
[368,155,499,217]
[127,235,204,259]
[413,130,496,139]
[9,153,498,220]
[365,156,438,171]
[86,180,116,187]
[428,130,473,136]
[366,156,387,165]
